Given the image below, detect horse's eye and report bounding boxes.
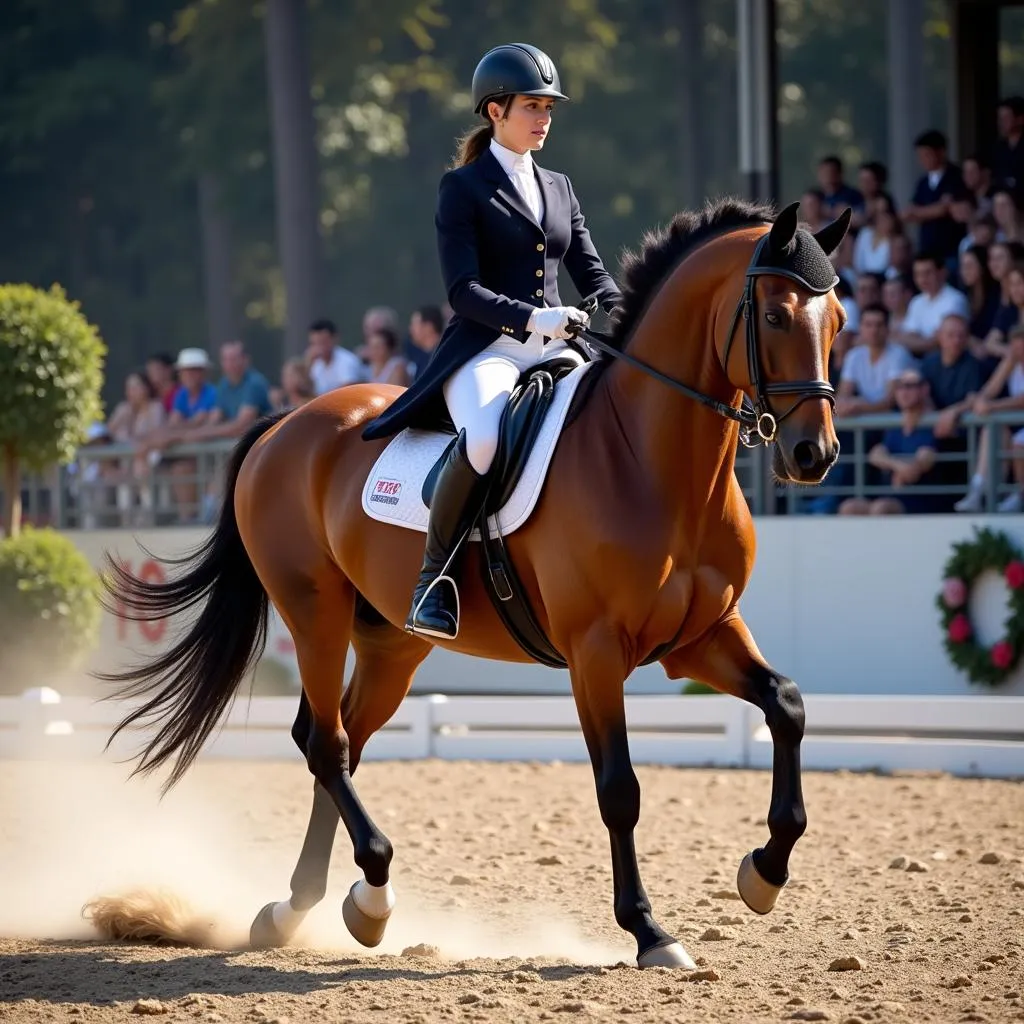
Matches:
[765,311,782,327]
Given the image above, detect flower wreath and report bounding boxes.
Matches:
[936,526,1024,687]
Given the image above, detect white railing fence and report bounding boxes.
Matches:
[2,690,1022,777]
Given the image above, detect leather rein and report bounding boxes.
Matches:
[570,235,836,449]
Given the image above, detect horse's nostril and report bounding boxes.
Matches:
[793,440,819,471]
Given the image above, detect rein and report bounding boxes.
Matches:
[570,234,837,449]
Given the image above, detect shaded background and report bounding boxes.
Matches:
[2,0,1024,408]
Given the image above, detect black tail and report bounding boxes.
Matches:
[97,412,289,791]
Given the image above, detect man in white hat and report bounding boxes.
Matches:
[168,348,218,423]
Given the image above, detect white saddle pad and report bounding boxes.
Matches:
[362,362,594,541]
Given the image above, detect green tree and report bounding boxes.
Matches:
[0,284,106,536]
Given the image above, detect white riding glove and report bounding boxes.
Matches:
[526,305,590,340]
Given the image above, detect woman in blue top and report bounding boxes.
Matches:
[362,43,622,640]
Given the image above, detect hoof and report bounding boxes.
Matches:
[637,940,697,970]
[249,902,289,949]
[737,851,785,915]
[342,883,391,948]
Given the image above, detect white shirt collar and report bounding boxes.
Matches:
[490,137,533,176]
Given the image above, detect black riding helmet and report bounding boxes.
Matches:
[472,43,569,117]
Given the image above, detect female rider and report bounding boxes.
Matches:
[362,42,623,640]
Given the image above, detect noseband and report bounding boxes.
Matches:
[574,233,837,449]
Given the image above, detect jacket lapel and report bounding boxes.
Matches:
[535,166,556,231]
[478,147,542,231]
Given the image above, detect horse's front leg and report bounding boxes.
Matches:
[569,628,696,969]
[662,612,806,915]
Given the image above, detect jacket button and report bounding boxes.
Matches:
[536,243,544,252]
[535,289,543,297]
[535,269,543,277]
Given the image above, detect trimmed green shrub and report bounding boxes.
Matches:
[0,527,100,689]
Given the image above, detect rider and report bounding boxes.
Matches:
[362,42,623,640]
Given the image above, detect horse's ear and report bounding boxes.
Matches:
[767,201,800,254]
[813,207,853,257]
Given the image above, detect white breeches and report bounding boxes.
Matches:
[442,331,585,474]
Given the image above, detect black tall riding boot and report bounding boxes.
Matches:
[406,430,488,639]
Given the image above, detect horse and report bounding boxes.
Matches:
[100,197,851,970]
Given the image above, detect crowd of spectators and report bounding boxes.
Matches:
[76,96,1024,524]
[801,95,1024,515]
[84,304,447,525]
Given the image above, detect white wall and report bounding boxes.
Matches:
[65,515,1024,698]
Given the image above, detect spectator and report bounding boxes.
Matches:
[360,325,410,387]
[882,275,914,335]
[816,155,864,221]
[799,188,829,232]
[992,96,1024,193]
[927,314,988,500]
[838,368,943,515]
[956,203,997,257]
[406,304,445,381]
[983,263,1024,361]
[969,212,999,250]
[857,160,892,211]
[950,191,980,257]
[954,324,1024,512]
[208,340,272,431]
[307,318,368,394]
[105,369,167,526]
[885,234,915,285]
[992,188,1023,243]
[927,314,987,425]
[962,154,994,215]
[853,195,901,275]
[362,305,401,343]
[108,369,166,446]
[273,358,315,412]
[893,252,971,355]
[167,348,218,425]
[903,130,966,263]
[841,273,885,340]
[835,303,917,418]
[980,250,1024,362]
[145,352,179,414]
[958,245,1001,346]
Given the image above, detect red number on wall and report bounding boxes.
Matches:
[112,558,167,644]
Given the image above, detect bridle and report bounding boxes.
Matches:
[571,233,837,449]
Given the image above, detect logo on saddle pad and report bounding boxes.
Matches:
[369,477,403,506]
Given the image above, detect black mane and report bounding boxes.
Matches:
[606,196,777,350]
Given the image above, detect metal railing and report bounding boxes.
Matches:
[5,412,1023,529]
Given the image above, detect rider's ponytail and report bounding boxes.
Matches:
[451,96,515,168]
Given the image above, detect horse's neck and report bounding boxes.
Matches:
[598,270,742,508]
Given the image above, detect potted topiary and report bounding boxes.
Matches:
[0,283,105,693]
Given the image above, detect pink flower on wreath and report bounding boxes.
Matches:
[991,640,1015,670]
[1005,561,1024,590]
[942,577,968,609]
[947,614,972,644]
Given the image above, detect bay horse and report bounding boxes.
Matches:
[101,198,850,969]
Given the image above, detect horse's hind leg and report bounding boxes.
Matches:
[250,601,430,949]
[662,613,806,916]
[250,691,338,948]
[569,631,696,969]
